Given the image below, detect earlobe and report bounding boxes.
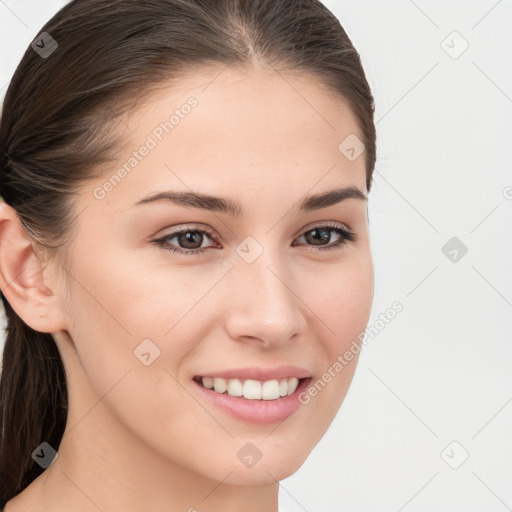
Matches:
[0,200,66,333]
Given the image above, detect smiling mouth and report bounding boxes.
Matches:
[193,375,308,400]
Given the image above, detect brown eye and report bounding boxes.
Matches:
[153,226,217,256]
[294,223,356,251]
[174,230,207,250]
[303,227,333,246]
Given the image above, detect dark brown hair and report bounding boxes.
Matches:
[0,0,376,506]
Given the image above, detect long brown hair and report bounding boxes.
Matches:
[0,0,376,506]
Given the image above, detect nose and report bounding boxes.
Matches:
[223,246,308,347]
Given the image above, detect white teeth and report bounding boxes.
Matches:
[203,377,214,389]
[243,379,261,399]
[261,379,280,400]
[287,377,299,394]
[279,379,288,397]
[201,376,302,400]
[227,378,243,397]
[213,377,227,393]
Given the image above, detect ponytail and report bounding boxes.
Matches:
[0,294,67,508]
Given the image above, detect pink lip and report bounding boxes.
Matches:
[193,376,312,424]
[196,365,312,381]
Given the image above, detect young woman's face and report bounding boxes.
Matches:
[52,65,373,484]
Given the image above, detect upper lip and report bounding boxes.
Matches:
[196,365,312,381]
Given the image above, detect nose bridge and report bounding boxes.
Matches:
[224,239,305,344]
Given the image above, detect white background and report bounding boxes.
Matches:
[1,1,511,510]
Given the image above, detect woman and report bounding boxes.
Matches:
[0,0,376,510]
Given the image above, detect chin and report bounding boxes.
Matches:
[218,446,310,485]
[223,462,304,486]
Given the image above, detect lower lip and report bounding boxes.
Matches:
[193,378,312,424]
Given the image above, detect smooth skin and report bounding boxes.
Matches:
[1,64,374,512]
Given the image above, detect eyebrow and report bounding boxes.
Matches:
[134,186,367,216]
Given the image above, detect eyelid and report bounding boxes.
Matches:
[296,220,353,238]
[155,223,216,239]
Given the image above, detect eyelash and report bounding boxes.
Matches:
[153,222,356,256]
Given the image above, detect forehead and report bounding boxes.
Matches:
[77,65,366,214]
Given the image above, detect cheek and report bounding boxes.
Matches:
[307,253,374,355]
[59,252,177,396]
[61,259,211,459]
[296,253,373,418]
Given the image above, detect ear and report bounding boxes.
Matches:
[0,200,67,333]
